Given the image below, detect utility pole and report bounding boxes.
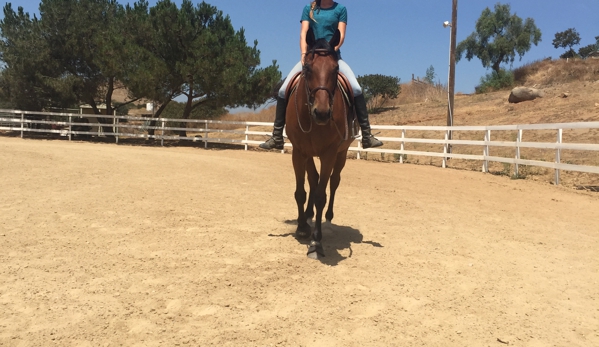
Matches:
[447,0,458,152]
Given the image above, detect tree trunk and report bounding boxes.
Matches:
[147,100,171,138]
[492,55,503,74]
[87,77,115,138]
[178,75,194,138]
[492,61,501,74]
[105,77,114,116]
[97,77,115,137]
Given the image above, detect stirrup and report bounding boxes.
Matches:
[259,136,284,150]
[362,135,383,149]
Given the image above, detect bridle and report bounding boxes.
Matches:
[303,48,338,115]
[295,47,347,141]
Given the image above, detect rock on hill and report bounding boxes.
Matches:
[238,59,599,188]
[366,59,599,189]
[374,59,599,127]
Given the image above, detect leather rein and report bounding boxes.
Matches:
[295,48,348,140]
[304,48,337,114]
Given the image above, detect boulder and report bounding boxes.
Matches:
[508,87,545,103]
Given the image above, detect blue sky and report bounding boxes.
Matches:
[209,0,598,94]
[6,0,599,99]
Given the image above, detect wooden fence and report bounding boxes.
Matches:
[1,109,598,185]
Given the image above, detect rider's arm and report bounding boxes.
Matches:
[300,20,310,64]
[336,22,346,51]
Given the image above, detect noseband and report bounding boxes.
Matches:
[304,48,338,112]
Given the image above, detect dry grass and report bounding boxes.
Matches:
[394,81,448,105]
[221,104,276,124]
[514,57,599,86]
[220,58,599,187]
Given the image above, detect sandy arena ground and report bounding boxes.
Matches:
[0,136,598,347]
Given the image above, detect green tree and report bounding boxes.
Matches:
[424,65,436,84]
[34,0,134,135]
[37,0,123,113]
[0,3,76,110]
[456,3,542,73]
[578,36,599,59]
[160,101,225,120]
[138,0,280,136]
[552,28,581,59]
[120,0,174,135]
[356,74,400,113]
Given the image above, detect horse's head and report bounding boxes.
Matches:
[303,28,341,125]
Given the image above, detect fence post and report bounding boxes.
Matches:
[161,120,165,147]
[357,130,362,160]
[113,115,118,144]
[20,112,24,138]
[515,129,522,177]
[68,115,72,141]
[442,130,449,168]
[244,125,249,151]
[555,128,562,185]
[204,122,208,149]
[400,129,405,164]
[482,130,491,173]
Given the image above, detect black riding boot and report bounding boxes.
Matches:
[354,94,383,148]
[259,97,287,150]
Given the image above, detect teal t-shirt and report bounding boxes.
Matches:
[301,2,347,42]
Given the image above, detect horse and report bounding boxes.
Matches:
[285,28,357,259]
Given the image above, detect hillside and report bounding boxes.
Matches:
[376,58,599,128]
[235,58,599,188]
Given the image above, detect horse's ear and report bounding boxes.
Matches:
[329,29,341,49]
[306,27,316,48]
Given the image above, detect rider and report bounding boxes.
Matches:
[259,0,383,150]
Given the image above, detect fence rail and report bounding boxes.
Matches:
[1,109,598,185]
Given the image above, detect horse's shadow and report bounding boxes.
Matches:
[268,220,383,266]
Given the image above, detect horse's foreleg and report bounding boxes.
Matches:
[305,157,319,221]
[292,151,310,238]
[325,150,348,222]
[307,150,336,259]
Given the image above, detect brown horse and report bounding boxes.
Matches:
[285,28,356,259]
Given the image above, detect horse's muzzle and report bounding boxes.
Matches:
[311,107,332,125]
[310,89,334,125]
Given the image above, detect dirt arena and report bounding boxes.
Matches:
[0,136,597,347]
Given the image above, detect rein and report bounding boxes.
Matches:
[294,47,347,142]
[294,76,348,142]
[304,48,337,116]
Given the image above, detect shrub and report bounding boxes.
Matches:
[476,70,514,93]
[357,74,401,113]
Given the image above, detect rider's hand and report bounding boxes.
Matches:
[301,52,307,65]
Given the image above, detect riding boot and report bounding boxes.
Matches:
[259,97,287,150]
[354,94,383,149]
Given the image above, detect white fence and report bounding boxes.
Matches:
[1,109,599,185]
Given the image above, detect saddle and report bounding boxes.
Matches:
[285,72,354,103]
[286,72,359,139]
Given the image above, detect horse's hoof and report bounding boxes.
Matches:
[296,224,311,239]
[307,251,320,260]
[307,241,325,259]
